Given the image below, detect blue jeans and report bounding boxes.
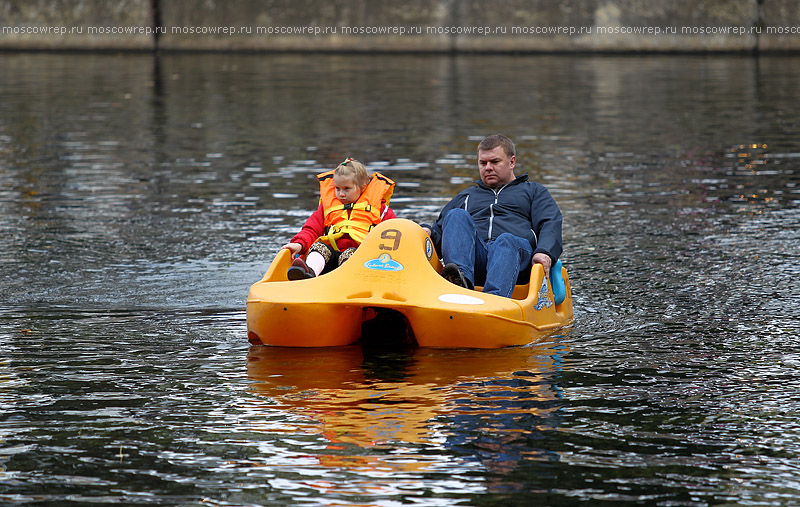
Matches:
[441,208,533,298]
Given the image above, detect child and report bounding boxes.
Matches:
[281,158,396,280]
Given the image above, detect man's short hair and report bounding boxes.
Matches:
[478,134,515,158]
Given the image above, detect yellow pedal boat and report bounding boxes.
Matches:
[246,218,573,348]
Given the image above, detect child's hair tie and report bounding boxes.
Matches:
[342,157,353,166]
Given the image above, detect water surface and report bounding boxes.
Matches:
[1,52,799,505]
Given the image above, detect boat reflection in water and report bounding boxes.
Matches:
[247,342,568,468]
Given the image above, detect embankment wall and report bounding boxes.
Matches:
[1,0,799,52]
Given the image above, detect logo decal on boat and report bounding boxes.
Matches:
[425,238,434,260]
[364,253,404,271]
[438,294,485,305]
[534,277,553,310]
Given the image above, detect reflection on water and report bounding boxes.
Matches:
[1,52,799,505]
[247,344,566,449]
[243,343,569,500]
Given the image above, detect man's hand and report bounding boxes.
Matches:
[532,253,552,276]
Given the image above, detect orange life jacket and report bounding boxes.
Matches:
[317,170,395,251]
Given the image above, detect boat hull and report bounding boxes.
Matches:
[246,218,573,348]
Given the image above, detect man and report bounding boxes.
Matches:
[422,134,563,298]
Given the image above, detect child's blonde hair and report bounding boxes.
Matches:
[334,158,370,187]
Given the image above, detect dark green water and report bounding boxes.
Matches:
[1,53,798,506]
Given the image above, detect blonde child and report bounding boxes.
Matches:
[281,158,395,279]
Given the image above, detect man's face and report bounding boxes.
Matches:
[478,146,516,188]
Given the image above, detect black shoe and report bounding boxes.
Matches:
[442,263,468,288]
[287,257,315,280]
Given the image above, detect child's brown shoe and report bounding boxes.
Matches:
[287,257,315,280]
